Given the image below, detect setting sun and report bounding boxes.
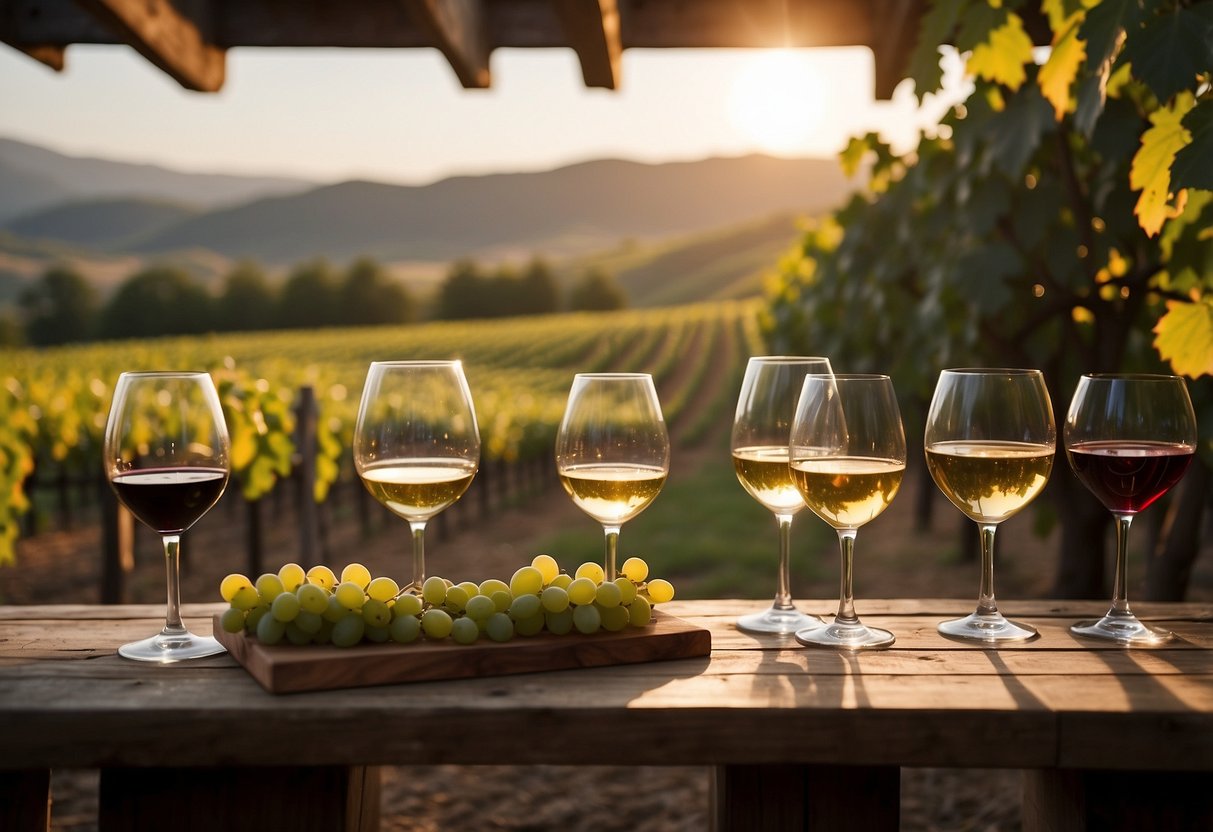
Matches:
[728,50,824,155]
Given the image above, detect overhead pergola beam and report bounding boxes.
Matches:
[401,0,490,89]
[553,0,621,90]
[73,0,225,91]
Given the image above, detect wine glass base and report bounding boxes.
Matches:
[118,630,227,663]
[1071,614,1174,647]
[794,619,894,651]
[938,612,1039,644]
[737,606,823,635]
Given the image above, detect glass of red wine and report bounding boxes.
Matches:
[1065,373,1197,646]
[104,372,231,662]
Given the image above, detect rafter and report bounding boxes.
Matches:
[553,0,621,90]
[401,0,490,89]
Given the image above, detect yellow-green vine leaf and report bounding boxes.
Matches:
[1154,298,1213,379]
[1039,11,1087,119]
[1130,92,1196,237]
[967,12,1034,91]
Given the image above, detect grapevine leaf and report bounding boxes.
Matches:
[1120,6,1213,103]
[1042,0,1088,31]
[1130,92,1196,236]
[967,12,1034,91]
[1158,191,1213,294]
[1171,99,1213,192]
[988,81,1055,178]
[1154,299,1213,378]
[1072,72,1106,137]
[956,240,1023,312]
[907,0,967,102]
[1078,0,1141,68]
[957,2,1009,53]
[1039,11,1088,119]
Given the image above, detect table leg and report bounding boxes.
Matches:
[714,764,899,831]
[0,768,50,831]
[1024,769,1213,832]
[98,765,380,832]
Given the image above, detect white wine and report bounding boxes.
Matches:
[926,440,1053,524]
[559,463,666,525]
[360,459,477,521]
[733,445,806,514]
[791,457,904,529]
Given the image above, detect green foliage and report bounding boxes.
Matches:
[436,257,562,320]
[339,257,417,326]
[98,265,213,339]
[19,265,98,346]
[277,259,340,329]
[215,261,276,333]
[568,268,627,311]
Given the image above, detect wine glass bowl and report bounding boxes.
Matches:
[790,374,906,650]
[556,373,669,580]
[104,371,231,662]
[926,368,1055,643]
[1065,373,1196,646]
[354,360,480,592]
[731,356,832,634]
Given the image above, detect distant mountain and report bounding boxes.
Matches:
[7,198,201,249]
[0,136,315,223]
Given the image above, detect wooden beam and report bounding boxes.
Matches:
[1,41,65,70]
[553,0,621,89]
[401,0,490,88]
[869,0,925,100]
[72,0,225,92]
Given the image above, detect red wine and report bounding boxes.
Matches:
[1067,441,1194,514]
[111,468,228,533]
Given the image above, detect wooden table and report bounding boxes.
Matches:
[2,599,1211,831]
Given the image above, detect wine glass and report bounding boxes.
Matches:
[926,369,1055,643]
[790,374,906,650]
[1065,374,1196,646]
[556,373,669,580]
[353,360,480,592]
[104,372,230,662]
[731,356,833,634]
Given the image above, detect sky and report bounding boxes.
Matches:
[0,43,965,185]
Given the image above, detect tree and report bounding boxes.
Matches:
[98,265,212,339]
[215,261,277,332]
[277,259,340,329]
[569,267,626,311]
[339,257,416,326]
[19,265,98,346]
[516,257,561,315]
[438,259,491,320]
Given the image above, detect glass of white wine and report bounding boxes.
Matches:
[731,356,832,634]
[790,374,906,650]
[556,373,669,580]
[353,360,480,592]
[926,368,1055,643]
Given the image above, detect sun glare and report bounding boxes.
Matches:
[728,50,824,155]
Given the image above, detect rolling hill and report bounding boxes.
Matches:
[7,198,201,249]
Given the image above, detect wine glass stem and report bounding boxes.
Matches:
[976,523,1000,617]
[410,521,427,592]
[603,525,620,581]
[161,534,186,636]
[835,528,858,625]
[773,513,795,611]
[1111,514,1134,617]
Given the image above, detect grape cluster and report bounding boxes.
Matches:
[218,555,676,648]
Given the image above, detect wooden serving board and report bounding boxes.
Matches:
[213,610,712,694]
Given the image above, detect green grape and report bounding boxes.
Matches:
[479,578,510,597]
[220,573,253,602]
[646,578,675,604]
[601,604,629,632]
[573,604,601,634]
[296,583,329,615]
[314,621,334,645]
[278,562,306,592]
[271,592,301,623]
[362,599,392,628]
[341,562,372,588]
[335,581,366,611]
[490,590,513,613]
[256,614,286,645]
[451,617,480,645]
[509,565,544,597]
[456,581,480,598]
[540,585,570,613]
[421,608,454,639]
[230,585,261,611]
[255,573,285,602]
[365,625,390,643]
[614,577,638,605]
[306,564,338,591]
[295,610,323,635]
[531,554,560,585]
[516,612,545,636]
[422,576,448,606]
[575,562,605,584]
[331,615,366,648]
[393,594,423,617]
[465,594,496,622]
[245,605,270,632]
[220,607,246,633]
[551,573,573,590]
[509,593,542,621]
[545,608,574,635]
[444,585,470,611]
[567,577,597,606]
[367,576,400,603]
[595,581,622,609]
[285,622,312,645]
[485,612,514,642]
[323,595,348,623]
[627,596,653,627]
[389,615,421,644]
[621,557,649,583]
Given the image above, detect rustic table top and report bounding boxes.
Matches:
[2,599,1210,772]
